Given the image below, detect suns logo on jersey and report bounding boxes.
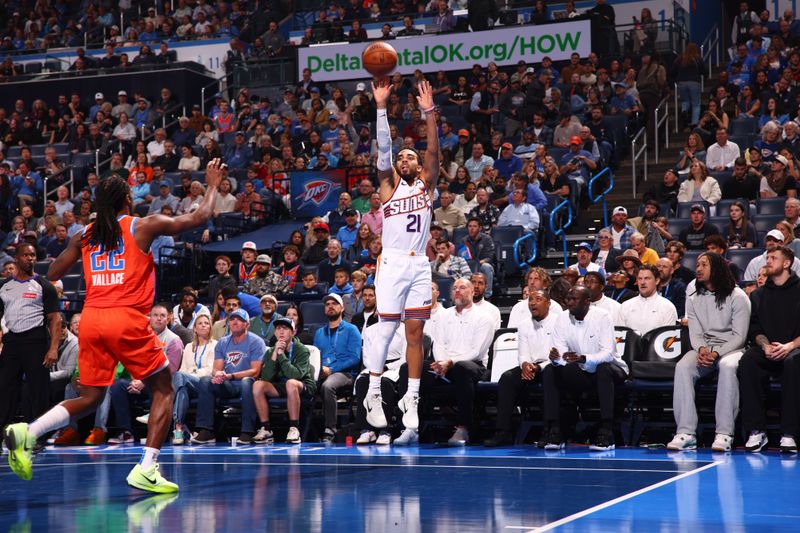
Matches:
[294,179,341,209]
[384,190,431,218]
[225,351,244,366]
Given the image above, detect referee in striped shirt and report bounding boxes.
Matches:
[0,244,61,434]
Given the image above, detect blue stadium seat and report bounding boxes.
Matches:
[7,146,21,158]
[752,214,783,234]
[451,226,468,244]
[490,225,524,245]
[30,145,47,157]
[52,143,70,155]
[299,301,325,327]
[757,197,786,215]
[730,117,758,136]
[667,219,688,239]
[709,171,733,191]
[70,153,94,167]
[681,250,703,273]
[715,198,756,218]
[434,277,453,305]
[727,248,763,274]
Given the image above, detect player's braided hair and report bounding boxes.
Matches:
[81,175,129,251]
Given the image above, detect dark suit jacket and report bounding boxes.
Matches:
[592,248,622,274]
[351,310,378,332]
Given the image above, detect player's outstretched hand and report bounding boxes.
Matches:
[372,77,391,108]
[205,158,222,189]
[416,80,434,111]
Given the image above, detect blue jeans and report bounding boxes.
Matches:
[195,376,256,433]
[678,81,701,125]
[172,372,202,425]
[109,379,151,432]
[64,382,111,431]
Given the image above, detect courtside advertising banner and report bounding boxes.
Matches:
[290,169,346,218]
[298,19,591,82]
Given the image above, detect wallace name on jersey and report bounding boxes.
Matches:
[91,272,125,286]
[384,190,431,218]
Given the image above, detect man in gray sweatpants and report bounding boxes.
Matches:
[667,252,751,452]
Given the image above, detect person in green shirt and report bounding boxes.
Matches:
[351,178,374,214]
[251,317,316,444]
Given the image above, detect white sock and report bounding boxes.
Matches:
[368,374,382,395]
[407,378,420,396]
[140,447,160,470]
[28,405,70,439]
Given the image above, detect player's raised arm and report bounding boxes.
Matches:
[417,80,439,192]
[136,158,223,244]
[372,77,395,201]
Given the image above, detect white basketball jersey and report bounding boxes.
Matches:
[381,176,432,255]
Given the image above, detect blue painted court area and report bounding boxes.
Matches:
[1,445,799,532]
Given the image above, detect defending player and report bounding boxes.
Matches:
[363,78,439,444]
[4,160,222,493]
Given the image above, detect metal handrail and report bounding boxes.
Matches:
[630,127,648,198]
[588,167,614,228]
[513,232,537,270]
[548,199,573,270]
[43,165,75,207]
[654,95,670,164]
[699,24,720,93]
[674,82,680,134]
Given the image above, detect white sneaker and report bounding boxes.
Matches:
[108,431,134,445]
[393,428,419,446]
[398,393,420,430]
[135,413,150,424]
[666,433,697,451]
[711,434,733,452]
[253,428,274,445]
[447,427,469,447]
[171,429,186,446]
[364,393,388,429]
[780,435,798,453]
[356,430,377,444]
[745,431,768,452]
[286,427,301,444]
[376,431,392,445]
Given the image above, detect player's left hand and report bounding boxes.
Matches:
[43,348,58,368]
[416,80,434,111]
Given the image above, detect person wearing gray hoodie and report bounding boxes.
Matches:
[667,252,750,452]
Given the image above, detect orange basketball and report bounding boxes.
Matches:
[361,41,398,78]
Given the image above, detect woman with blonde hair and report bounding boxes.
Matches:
[677,160,721,205]
[676,132,706,171]
[776,220,800,256]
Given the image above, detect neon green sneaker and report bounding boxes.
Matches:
[126,493,179,528]
[126,463,179,493]
[5,423,35,481]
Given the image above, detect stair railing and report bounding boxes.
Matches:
[513,233,537,271]
[654,95,670,164]
[630,127,648,198]
[549,199,573,270]
[589,167,614,228]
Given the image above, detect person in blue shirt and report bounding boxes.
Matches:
[335,209,360,250]
[224,132,254,169]
[439,121,459,151]
[12,163,43,208]
[131,171,150,205]
[559,136,598,190]
[493,143,523,179]
[609,83,639,117]
[508,172,547,211]
[192,308,267,444]
[313,293,362,442]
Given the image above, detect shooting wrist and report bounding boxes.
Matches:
[421,105,435,113]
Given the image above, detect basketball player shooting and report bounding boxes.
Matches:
[4,160,223,493]
[363,78,439,445]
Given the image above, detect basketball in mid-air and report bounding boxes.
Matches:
[362,41,398,78]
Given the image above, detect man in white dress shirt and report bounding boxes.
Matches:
[471,272,501,329]
[618,265,678,335]
[705,128,740,171]
[542,285,629,451]
[582,271,622,326]
[508,268,562,328]
[484,289,558,446]
[401,278,494,446]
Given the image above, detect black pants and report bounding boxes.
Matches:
[354,374,400,432]
[495,366,542,432]
[739,348,800,436]
[542,362,625,425]
[399,360,489,428]
[0,340,50,428]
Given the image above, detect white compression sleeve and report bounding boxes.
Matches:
[376,108,392,172]
[365,319,399,374]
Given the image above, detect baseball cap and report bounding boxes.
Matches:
[241,241,257,251]
[525,67,535,74]
[235,131,245,137]
[228,308,250,322]
[323,293,343,306]
[615,82,629,89]
[118,90,127,96]
[328,111,338,120]
[344,208,358,217]
[569,136,582,145]
[775,154,790,166]
[310,86,320,93]
[23,230,37,239]
[260,294,278,304]
[255,254,272,264]
[457,129,470,137]
[273,316,294,330]
[766,229,784,241]
[612,206,627,216]
[430,221,443,230]
[356,82,366,91]
[313,222,330,233]
[94,92,104,100]
[576,241,592,252]
[501,142,513,150]
[690,203,705,213]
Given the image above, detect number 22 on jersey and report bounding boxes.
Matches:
[89,239,126,286]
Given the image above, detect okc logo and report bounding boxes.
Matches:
[226,352,244,366]
[295,178,341,208]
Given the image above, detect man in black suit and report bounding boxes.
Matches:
[351,285,378,333]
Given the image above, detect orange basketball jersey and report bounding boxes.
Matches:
[81,215,155,314]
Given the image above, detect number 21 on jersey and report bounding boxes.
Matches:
[90,239,126,272]
[406,214,421,233]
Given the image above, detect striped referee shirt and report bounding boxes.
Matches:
[0,275,59,339]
